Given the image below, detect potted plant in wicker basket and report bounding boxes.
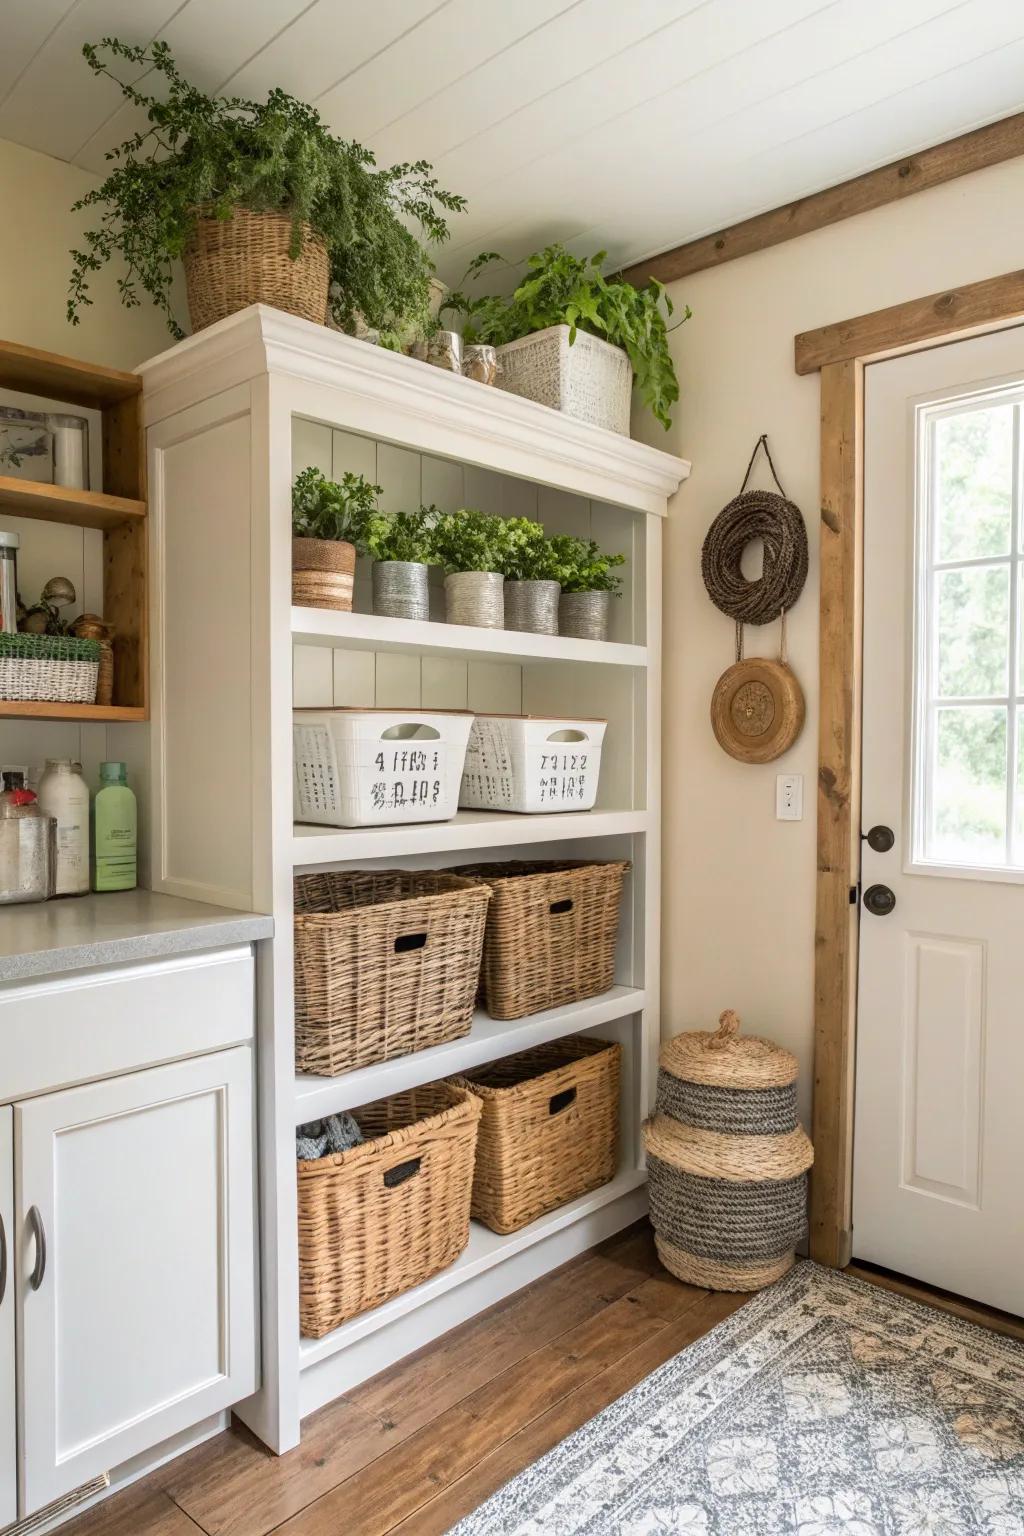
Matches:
[292,468,378,612]
[365,505,437,622]
[431,510,507,630]
[67,40,465,342]
[495,518,562,636]
[550,536,626,642]
[441,245,688,435]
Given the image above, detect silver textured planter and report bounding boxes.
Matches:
[559,589,611,642]
[372,560,430,621]
[504,579,560,635]
[445,570,504,629]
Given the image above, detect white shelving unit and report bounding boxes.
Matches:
[140,305,689,1453]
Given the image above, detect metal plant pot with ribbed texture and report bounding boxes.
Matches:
[504,580,560,636]
[444,570,504,630]
[559,589,611,642]
[643,1009,814,1292]
[372,561,430,621]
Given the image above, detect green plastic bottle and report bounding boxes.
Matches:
[92,761,137,892]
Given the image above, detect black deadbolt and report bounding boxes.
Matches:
[863,883,896,917]
[864,825,895,853]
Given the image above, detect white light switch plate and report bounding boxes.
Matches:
[776,773,803,820]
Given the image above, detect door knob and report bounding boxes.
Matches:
[863,883,896,917]
[863,825,895,853]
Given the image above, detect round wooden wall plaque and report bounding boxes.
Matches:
[710,658,805,764]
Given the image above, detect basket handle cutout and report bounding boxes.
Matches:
[394,931,428,954]
[549,1087,577,1116]
[383,1157,422,1188]
[546,728,587,742]
[380,723,441,741]
[549,898,574,915]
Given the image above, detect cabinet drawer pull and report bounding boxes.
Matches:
[28,1205,46,1291]
[0,1211,6,1306]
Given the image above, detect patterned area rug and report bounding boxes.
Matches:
[451,1261,1024,1534]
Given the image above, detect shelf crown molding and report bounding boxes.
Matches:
[137,306,690,516]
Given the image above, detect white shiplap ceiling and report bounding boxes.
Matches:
[2,0,1024,284]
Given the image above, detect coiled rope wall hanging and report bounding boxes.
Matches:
[702,435,808,763]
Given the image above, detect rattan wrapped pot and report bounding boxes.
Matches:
[644,1010,813,1291]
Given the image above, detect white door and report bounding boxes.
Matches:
[855,326,1024,1316]
[15,1048,257,1516]
[0,1106,15,1529]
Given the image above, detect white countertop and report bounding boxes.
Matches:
[0,889,273,983]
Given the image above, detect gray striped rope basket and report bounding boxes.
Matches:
[643,1009,813,1292]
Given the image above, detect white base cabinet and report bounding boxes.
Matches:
[12,1047,256,1519]
[1,1106,14,1529]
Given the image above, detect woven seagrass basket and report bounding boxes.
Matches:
[644,1010,813,1291]
[297,1082,481,1336]
[0,632,100,704]
[184,209,329,332]
[453,859,630,1020]
[293,871,491,1076]
[452,1037,620,1233]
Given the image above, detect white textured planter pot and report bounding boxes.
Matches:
[504,580,560,636]
[445,570,504,629]
[372,561,430,621]
[495,324,632,436]
[559,589,611,642]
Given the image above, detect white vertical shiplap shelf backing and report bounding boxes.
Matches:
[139,305,689,1453]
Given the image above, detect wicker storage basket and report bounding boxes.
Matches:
[453,859,630,1020]
[452,1037,620,1233]
[0,633,100,704]
[293,870,491,1076]
[495,325,633,436]
[184,209,329,332]
[644,1010,814,1292]
[297,1082,481,1336]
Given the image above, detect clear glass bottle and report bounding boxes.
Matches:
[37,759,90,897]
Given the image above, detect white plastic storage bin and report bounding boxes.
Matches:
[459,714,607,815]
[294,708,474,827]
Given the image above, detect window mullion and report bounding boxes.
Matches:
[1008,403,1021,865]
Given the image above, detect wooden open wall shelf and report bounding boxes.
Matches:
[0,338,147,721]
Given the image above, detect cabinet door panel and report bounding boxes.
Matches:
[16,1049,256,1515]
[0,1107,14,1529]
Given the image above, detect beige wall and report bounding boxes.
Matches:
[0,136,173,368]
[636,156,1024,1120]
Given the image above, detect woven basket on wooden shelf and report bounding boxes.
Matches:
[452,1036,620,1234]
[0,633,100,704]
[644,1010,813,1291]
[184,209,329,332]
[293,870,491,1077]
[292,536,356,612]
[453,859,630,1020]
[297,1082,481,1336]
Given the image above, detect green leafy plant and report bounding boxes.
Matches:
[494,518,560,582]
[548,535,626,594]
[441,245,688,430]
[67,39,465,344]
[365,505,437,564]
[291,467,379,548]
[430,508,507,574]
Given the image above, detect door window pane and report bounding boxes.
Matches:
[935,405,1013,561]
[930,707,1007,866]
[936,566,1009,697]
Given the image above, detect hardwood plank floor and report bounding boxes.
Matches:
[61,1223,739,1536]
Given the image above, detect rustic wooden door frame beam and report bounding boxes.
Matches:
[799,269,1024,1269]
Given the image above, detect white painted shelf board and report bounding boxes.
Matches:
[292,808,649,866]
[298,1167,647,1370]
[294,985,646,1120]
[292,607,647,669]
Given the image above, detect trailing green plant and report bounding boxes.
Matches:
[547,535,626,594]
[430,508,508,574]
[365,505,437,564]
[441,244,688,430]
[291,467,380,548]
[67,39,465,344]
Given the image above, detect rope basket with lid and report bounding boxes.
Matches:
[643,1009,813,1291]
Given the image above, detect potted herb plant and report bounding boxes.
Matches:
[365,505,437,621]
[291,468,379,612]
[549,536,626,642]
[441,245,688,434]
[68,40,465,342]
[430,510,506,629]
[495,519,562,636]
